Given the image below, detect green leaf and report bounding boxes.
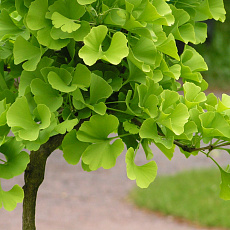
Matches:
[55,118,79,134]
[7,97,51,141]
[183,82,207,109]
[123,120,139,134]
[77,0,97,5]
[26,0,48,30]
[90,73,113,104]
[21,113,57,151]
[19,56,54,96]
[0,10,24,40]
[199,112,230,138]
[0,138,29,179]
[13,36,42,71]
[62,130,89,165]
[219,166,230,200]
[7,96,39,140]
[142,139,153,160]
[47,64,91,93]
[31,78,63,112]
[50,21,91,41]
[77,114,119,143]
[0,183,24,211]
[0,41,13,59]
[157,34,180,61]
[126,147,158,188]
[139,118,174,149]
[47,0,85,20]
[181,45,208,72]
[51,12,81,33]
[217,94,230,113]
[160,90,179,112]
[0,99,9,126]
[37,23,70,50]
[196,0,226,22]
[48,71,77,93]
[79,25,129,65]
[72,64,91,90]
[77,114,124,170]
[128,37,157,75]
[159,103,189,135]
[81,139,124,170]
[154,141,175,160]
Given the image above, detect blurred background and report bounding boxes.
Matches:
[196,0,230,92]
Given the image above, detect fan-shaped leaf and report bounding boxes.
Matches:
[126,147,157,188]
[0,183,24,211]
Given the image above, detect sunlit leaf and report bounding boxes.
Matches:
[0,10,24,40]
[77,114,124,170]
[13,36,42,71]
[126,147,158,188]
[7,97,51,141]
[79,25,129,65]
[0,183,24,211]
[0,138,29,179]
[219,166,230,200]
[62,130,89,165]
[51,12,81,33]
[26,0,48,30]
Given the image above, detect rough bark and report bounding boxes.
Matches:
[22,134,64,230]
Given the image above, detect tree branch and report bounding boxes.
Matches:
[131,117,230,154]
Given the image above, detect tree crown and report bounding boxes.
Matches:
[0,0,230,211]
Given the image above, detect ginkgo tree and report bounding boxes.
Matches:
[0,0,230,229]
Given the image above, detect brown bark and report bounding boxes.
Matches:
[22,134,64,230]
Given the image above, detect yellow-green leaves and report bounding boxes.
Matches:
[195,0,226,22]
[0,138,29,179]
[26,0,48,30]
[79,25,129,65]
[164,5,207,44]
[51,12,81,33]
[219,166,230,200]
[90,73,113,104]
[0,10,25,40]
[126,147,158,188]
[0,183,24,211]
[77,114,124,170]
[62,130,89,165]
[199,112,230,139]
[7,97,51,141]
[48,0,85,33]
[157,34,180,61]
[183,82,207,109]
[30,79,63,112]
[77,0,96,5]
[13,36,42,71]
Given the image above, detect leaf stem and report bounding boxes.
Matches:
[107,133,132,140]
[107,107,131,115]
[105,101,125,104]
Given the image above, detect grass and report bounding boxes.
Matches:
[129,167,230,229]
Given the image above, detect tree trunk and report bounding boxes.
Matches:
[22,134,64,230]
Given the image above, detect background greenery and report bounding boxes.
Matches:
[197,0,230,91]
[130,167,230,229]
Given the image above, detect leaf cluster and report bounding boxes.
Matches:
[0,0,229,211]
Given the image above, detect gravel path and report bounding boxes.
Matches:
[1,144,229,230]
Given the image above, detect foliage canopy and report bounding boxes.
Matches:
[0,0,229,213]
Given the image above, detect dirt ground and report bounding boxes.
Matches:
[1,144,229,230]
